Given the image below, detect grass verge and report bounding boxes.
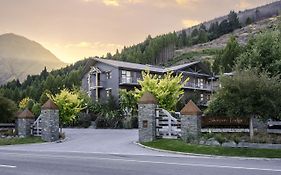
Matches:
[0,136,44,146]
[142,139,281,158]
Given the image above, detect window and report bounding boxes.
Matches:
[121,70,132,83]
[200,94,204,102]
[207,94,211,101]
[197,78,204,88]
[106,88,112,97]
[106,71,112,79]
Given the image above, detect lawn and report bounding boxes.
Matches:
[142,139,281,158]
[0,136,44,146]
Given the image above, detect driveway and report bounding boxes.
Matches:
[0,129,169,155]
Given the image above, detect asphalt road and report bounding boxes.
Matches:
[0,129,280,175]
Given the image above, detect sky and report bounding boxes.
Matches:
[0,0,277,63]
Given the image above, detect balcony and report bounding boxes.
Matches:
[184,82,214,91]
[119,77,139,85]
[89,80,105,90]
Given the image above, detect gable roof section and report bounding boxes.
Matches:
[165,61,200,72]
[91,57,211,75]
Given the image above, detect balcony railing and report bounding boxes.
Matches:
[184,82,214,91]
[120,77,139,84]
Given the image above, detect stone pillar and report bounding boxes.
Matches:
[17,108,35,137]
[180,100,202,143]
[41,99,59,142]
[138,92,157,142]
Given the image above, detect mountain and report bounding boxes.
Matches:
[0,33,66,85]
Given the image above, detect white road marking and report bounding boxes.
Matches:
[1,152,281,172]
[0,164,16,168]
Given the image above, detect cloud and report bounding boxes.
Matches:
[236,0,252,9]
[64,41,123,50]
[175,0,198,6]
[181,19,200,27]
[103,0,120,6]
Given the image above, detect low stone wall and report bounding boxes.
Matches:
[200,139,281,149]
[201,128,250,133]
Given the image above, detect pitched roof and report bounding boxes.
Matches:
[18,108,34,119]
[138,92,157,104]
[180,100,202,115]
[165,61,200,72]
[42,99,58,110]
[93,57,165,73]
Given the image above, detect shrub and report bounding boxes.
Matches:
[214,133,227,144]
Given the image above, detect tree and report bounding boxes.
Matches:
[48,89,85,132]
[177,30,188,48]
[134,71,189,111]
[206,69,281,139]
[208,22,219,40]
[31,103,41,117]
[40,67,48,80]
[236,29,281,76]
[213,36,241,73]
[245,17,253,25]
[119,89,138,116]
[218,19,230,35]
[19,97,34,110]
[198,26,208,43]
[0,96,17,123]
[228,11,241,31]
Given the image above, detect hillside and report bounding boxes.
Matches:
[0,33,66,85]
[174,16,279,62]
[111,1,281,66]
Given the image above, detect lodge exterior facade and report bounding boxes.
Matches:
[81,57,217,106]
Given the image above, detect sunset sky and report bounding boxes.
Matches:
[0,0,277,63]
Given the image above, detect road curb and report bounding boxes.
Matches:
[135,142,281,161]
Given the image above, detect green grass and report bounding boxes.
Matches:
[142,139,281,158]
[0,136,44,146]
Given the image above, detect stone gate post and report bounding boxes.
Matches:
[138,92,157,142]
[17,108,35,137]
[41,99,59,142]
[180,100,202,143]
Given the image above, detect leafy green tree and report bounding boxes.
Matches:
[31,103,41,117]
[119,89,138,116]
[40,89,52,104]
[206,69,281,139]
[134,71,188,111]
[213,36,241,73]
[19,97,34,110]
[236,29,281,76]
[0,96,17,123]
[48,89,85,132]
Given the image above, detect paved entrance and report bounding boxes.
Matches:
[0,129,169,155]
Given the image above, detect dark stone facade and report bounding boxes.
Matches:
[17,118,34,137]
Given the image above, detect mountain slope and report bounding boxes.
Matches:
[0,33,66,84]
[175,16,278,55]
